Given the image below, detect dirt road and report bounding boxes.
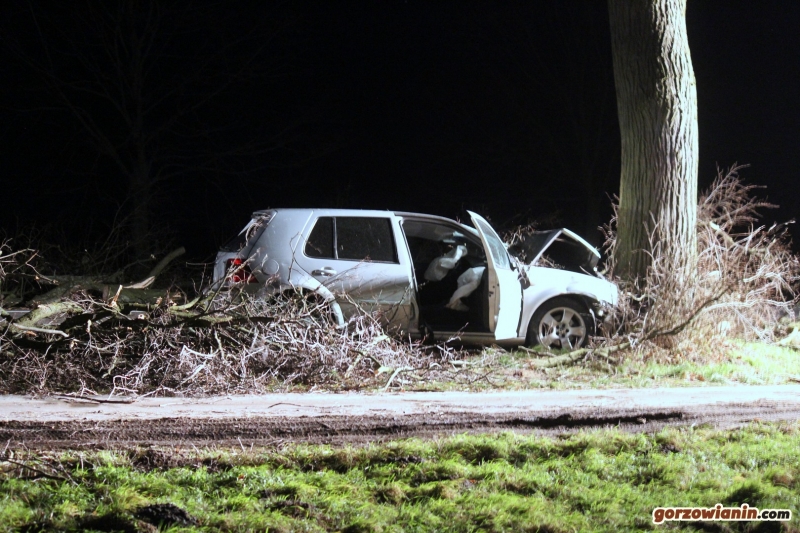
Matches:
[1,385,799,449]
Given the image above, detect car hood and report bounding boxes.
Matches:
[522,264,618,307]
[511,228,600,275]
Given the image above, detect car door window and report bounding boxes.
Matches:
[336,217,398,262]
[472,217,511,269]
[304,216,398,263]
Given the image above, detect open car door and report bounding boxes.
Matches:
[468,211,523,340]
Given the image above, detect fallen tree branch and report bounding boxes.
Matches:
[53,394,136,404]
[27,248,187,306]
[378,366,415,392]
[2,459,73,484]
[14,301,83,328]
[124,277,155,290]
[8,323,69,338]
[146,246,185,281]
[530,342,631,368]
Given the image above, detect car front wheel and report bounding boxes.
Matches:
[527,297,593,350]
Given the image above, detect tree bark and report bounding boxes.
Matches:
[608,0,698,281]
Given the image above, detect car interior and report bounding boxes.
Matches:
[401,219,491,333]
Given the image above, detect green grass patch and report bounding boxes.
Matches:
[484,340,800,391]
[2,423,799,531]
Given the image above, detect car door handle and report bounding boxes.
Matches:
[312,267,337,277]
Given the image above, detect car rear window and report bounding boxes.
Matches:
[305,217,334,258]
[221,213,274,252]
[304,216,398,263]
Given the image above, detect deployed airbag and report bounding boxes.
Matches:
[446,266,486,312]
[424,244,467,281]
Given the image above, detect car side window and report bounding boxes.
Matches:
[304,216,398,263]
[336,217,398,263]
[305,217,334,258]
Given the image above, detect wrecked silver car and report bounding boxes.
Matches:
[213,209,617,349]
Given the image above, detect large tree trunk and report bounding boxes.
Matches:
[608,0,698,281]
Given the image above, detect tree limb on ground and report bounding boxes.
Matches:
[145,247,185,281]
[530,342,631,369]
[26,247,186,306]
[13,301,83,328]
[7,323,69,338]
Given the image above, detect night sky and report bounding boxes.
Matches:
[2,1,799,263]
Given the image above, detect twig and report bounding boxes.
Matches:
[645,284,733,340]
[53,394,136,404]
[382,366,414,391]
[3,459,71,483]
[9,324,69,338]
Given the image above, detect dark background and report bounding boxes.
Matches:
[2,1,798,263]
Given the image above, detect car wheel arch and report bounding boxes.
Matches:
[270,282,346,329]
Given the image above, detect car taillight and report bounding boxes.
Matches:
[226,258,258,283]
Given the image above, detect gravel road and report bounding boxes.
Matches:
[1,385,799,449]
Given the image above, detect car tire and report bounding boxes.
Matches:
[526,297,593,350]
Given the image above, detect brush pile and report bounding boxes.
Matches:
[1,244,466,396]
[603,166,800,352]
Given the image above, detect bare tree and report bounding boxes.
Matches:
[4,1,300,259]
[607,0,698,281]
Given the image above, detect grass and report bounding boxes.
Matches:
[2,423,799,532]
[434,339,800,392]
